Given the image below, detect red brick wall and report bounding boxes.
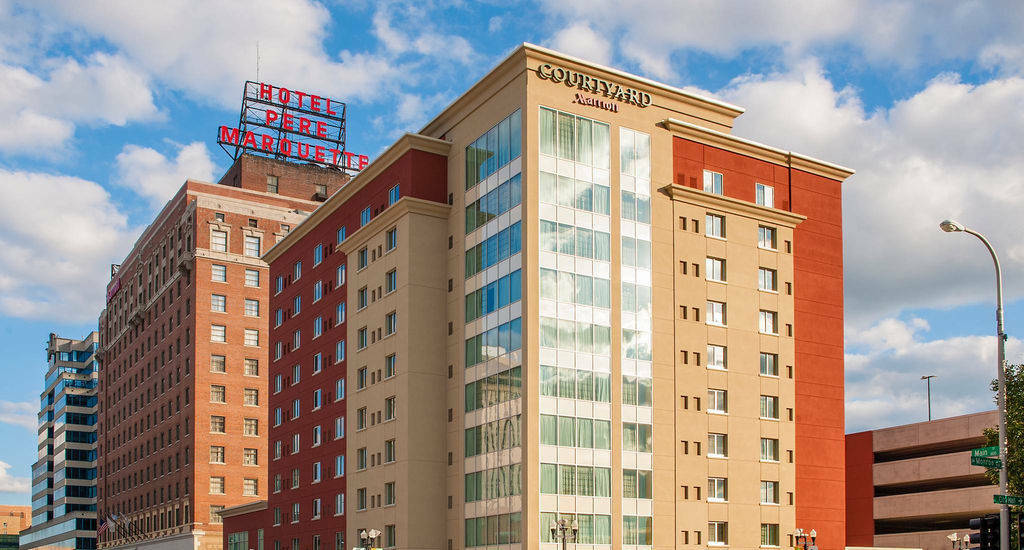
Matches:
[217,155,350,201]
[845,431,875,547]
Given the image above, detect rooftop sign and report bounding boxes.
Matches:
[535,63,652,108]
[217,81,368,171]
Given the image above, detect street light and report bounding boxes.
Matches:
[794,528,817,550]
[359,529,382,550]
[940,218,1009,550]
[947,532,969,550]
[549,518,578,550]
[922,375,936,421]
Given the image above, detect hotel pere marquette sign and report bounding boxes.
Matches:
[218,81,368,171]
[535,63,653,112]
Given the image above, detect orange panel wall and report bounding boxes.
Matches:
[845,431,875,547]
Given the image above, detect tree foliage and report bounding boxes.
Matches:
[983,363,1024,499]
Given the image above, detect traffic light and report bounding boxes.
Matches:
[1017,511,1024,550]
[968,515,1000,550]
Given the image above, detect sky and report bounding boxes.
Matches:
[0,0,1022,505]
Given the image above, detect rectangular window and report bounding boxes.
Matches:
[707,344,726,370]
[386,227,397,251]
[244,298,260,317]
[210,476,225,494]
[335,417,345,439]
[385,270,397,293]
[760,395,780,419]
[292,365,301,384]
[759,310,779,334]
[314,281,323,302]
[761,524,780,547]
[357,408,366,430]
[267,175,278,193]
[314,244,324,266]
[275,275,284,294]
[292,503,299,523]
[758,268,777,291]
[292,399,300,419]
[760,353,779,376]
[385,396,396,420]
[243,478,258,496]
[358,367,367,389]
[708,477,727,502]
[212,264,227,282]
[314,317,323,338]
[335,379,345,401]
[357,287,367,309]
[292,434,300,454]
[358,248,368,269]
[244,268,260,287]
[357,448,367,469]
[313,389,323,409]
[709,522,728,546]
[706,213,725,238]
[759,225,777,249]
[385,482,396,506]
[360,207,371,226]
[761,438,780,462]
[357,488,367,510]
[756,183,775,208]
[211,294,226,312]
[703,170,723,194]
[313,462,322,482]
[244,388,259,406]
[336,264,346,286]
[244,235,261,257]
[337,226,347,244]
[385,354,396,378]
[708,389,727,413]
[706,257,726,282]
[706,300,726,325]
[274,374,283,393]
[210,445,225,463]
[384,439,396,463]
[211,230,228,252]
[294,261,302,281]
[274,408,282,426]
[292,329,300,349]
[245,358,258,376]
[293,295,301,315]
[761,480,780,504]
[211,325,226,343]
[335,455,345,478]
[335,340,345,363]
[243,448,258,466]
[211,415,226,433]
[708,433,728,458]
[210,355,226,373]
[244,418,259,436]
[385,312,397,335]
[245,329,259,346]
[358,327,367,349]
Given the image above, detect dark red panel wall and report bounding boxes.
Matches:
[845,431,874,547]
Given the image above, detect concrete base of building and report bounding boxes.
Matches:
[105,530,222,550]
[876,529,963,550]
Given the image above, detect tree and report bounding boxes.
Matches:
[983,363,1024,495]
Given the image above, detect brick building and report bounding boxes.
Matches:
[97,155,348,550]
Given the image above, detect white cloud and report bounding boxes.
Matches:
[845,318,1021,432]
[548,23,612,67]
[0,169,140,322]
[114,141,215,208]
[0,461,29,494]
[0,401,36,431]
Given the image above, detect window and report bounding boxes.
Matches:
[211,294,226,312]
[292,399,301,419]
[244,388,259,406]
[758,268,777,291]
[384,439,396,462]
[708,477,727,502]
[703,170,723,194]
[708,389,727,414]
[387,184,400,206]
[385,526,396,548]
[335,455,345,478]
[210,385,226,403]
[210,505,225,524]
[210,476,225,494]
[357,287,367,309]
[761,438,780,462]
[358,367,367,390]
[313,461,322,482]
[357,408,366,430]
[622,422,652,452]
[244,235,261,257]
[292,329,300,350]
[761,524,780,547]
[759,310,779,334]
[709,522,728,546]
[244,418,259,436]
[215,212,225,222]
[357,448,367,469]
[245,269,260,287]
[211,355,226,373]
[385,482,396,506]
[706,213,725,238]
[210,446,225,464]
[292,468,300,488]
[212,264,227,282]
[245,329,259,346]
[758,226,777,249]
[274,474,282,492]
[276,275,284,294]
[335,417,345,439]
[706,257,726,282]
[292,503,299,523]
[274,375,283,393]
[245,358,258,377]
[294,261,302,281]
[756,183,775,207]
[358,327,367,349]
[313,389,323,409]
[292,434,300,454]
[385,312,397,336]
[360,207,371,226]
[211,230,228,252]
[292,365,301,385]
[386,227,397,251]
[358,248,368,269]
[622,469,652,499]
[243,448,258,466]
[335,379,345,401]
[293,295,301,315]
[274,408,282,426]
[357,488,367,510]
[314,317,323,338]
[708,433,727,457]
[314,244,324,266]
[469,109,522,189]
[385,270,397,293]
[707,300,726,325]
[273,507,281,526]
[760,481,780,504]
[244,299,260,317]
[335,341,345,363]
[337,227,347,244]
[760,395,780,419]
[267,175,279,193]
[385,354,396,378]
[316,184,328,197]
[384,396,396,420]
[707,344,726,370]
[336,264,346,286]
[760,353,779,377]
[243,478,258,496]
[314,281,323,302]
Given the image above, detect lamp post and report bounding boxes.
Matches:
[922,375,936,421]
[549,518,578,550]
[359,529,382,550]
[794,528,817,550]
[940,219,1008,550]
[947,532,970,550]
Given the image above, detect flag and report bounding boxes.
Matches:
[96,517,110,536]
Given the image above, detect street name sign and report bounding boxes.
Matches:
[971,456,1002,468]
[994,494,1024,506]
[972,446,999,458]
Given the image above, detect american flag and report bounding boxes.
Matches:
[96,517,110,536]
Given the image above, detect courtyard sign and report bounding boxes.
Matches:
[535,63,653,108]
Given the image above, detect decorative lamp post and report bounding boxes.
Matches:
[549,518,578,550]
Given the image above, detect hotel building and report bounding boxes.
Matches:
[96,155,348,550]
[227,43,852,550]
[21,332,100,550]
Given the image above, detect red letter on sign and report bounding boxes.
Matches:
[358,155,369,170]
[259,83,273,101]
[297,143,310,159]
[261,134,274,152]
[298,118,311,134]
[243,131,258,148]
[277,87,290,105]
[282,113,294,131]
[314,146,326,162]
[342,151,355,167]
[330,148,342,164]
[310,95,321,113]
[326,98,338,116]
[218,126,240,144]
[294,90,307,109]
[316,121,327,138]
[265,109,278,125]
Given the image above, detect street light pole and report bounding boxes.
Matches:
[550,518,578,550]
[922,375,936,421]
[940,219,1008,550]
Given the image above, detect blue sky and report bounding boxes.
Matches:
[1,0,1023,505]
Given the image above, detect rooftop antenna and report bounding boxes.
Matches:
[256,41,261,82]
